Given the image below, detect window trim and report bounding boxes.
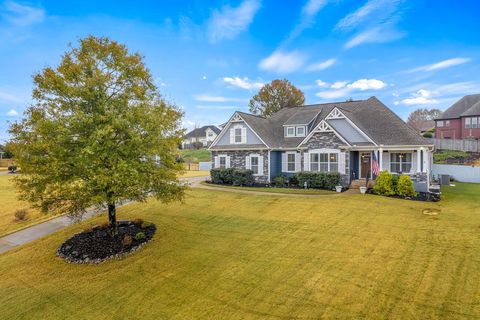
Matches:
[286,126,295,137]
[285,151,296,172]
[437,120,444,128]
[309,151,339,172]
[296,126,306,137]
[471,117,478,129]
[250,155,260,176]
[219,155,227,169]
[389,152,412,174]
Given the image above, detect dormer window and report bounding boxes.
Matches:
[296,126,305,136]
[285,126,306,137]
[286,127,295,137]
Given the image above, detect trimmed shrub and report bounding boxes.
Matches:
[272,175,287,187]
[373,171,395,195]
[391,174,400,193]
[294,172,340,189]
[14,209,28,221]
[232,169,254,186]
[422,132,433,138]
[288,175,299,187]
[324,172,341,189]
[397,175,416,197]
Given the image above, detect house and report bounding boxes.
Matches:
[209,97,434,191]
[414,120,435,134]
[182,125,221,149]
[435,94,480,139]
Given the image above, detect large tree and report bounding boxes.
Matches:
[407,108,442,131]
[249,79,305,117]
[9,36,185,231]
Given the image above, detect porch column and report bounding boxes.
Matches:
[416,148,422,173]
[378,148,383,171]
[423,150,429,173]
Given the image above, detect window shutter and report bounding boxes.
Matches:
[214,156,219,168]
[304,152,310,171]
[382,152,389,172]
[295,153,301,172]
[226,156,231,168]
[258,156,264,175]
[241,127,247,143]
[245,156,251,169]
[338,152,346,174]
[281,153,287,172]
[229,128,234,144]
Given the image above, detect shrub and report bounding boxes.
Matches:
[396,175,416,197]
[135,232,146,241]
[373,171,395,195]
[324,172,341,189]
[175,155,185,163]
[272,175,287,187]
[8,165,17,173]
[232,169,254,186]
[422,132,433,138]
[14,209,28,221]
[122,234,133,246]
[133,218,144,226]
[192,141,203,149]
[294,172,340,189]
[288,175,299,187]
[391,174,400,193]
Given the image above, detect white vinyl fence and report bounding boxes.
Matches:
[431,164,480,183]
[429,138,480,152]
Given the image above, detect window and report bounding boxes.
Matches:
[310,152,338,172]
[445,120,450,127]
[465,117,471,128]
[437,121,444,127]
[219,156,227,169]
[234,128,242,143]
[296,126,305,136]
[287,153,296,172]
[472,117,478,129]
[390,153,412,173]
[286,127,295,137]
[250,156,259,175]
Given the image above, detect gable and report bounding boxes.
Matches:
[212,120,265,146]
[328,119,369,143]
[300,131,347,150]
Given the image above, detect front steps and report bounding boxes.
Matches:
[349,179,375,189]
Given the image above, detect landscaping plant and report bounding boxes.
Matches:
[373,171,395,195]
[396,175,416,197]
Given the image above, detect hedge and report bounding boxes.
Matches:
[295,171,341,190]
[210,168,254,186]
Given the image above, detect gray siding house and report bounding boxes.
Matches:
[209,97,434,190]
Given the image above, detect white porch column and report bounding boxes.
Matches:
[423,150,429,173]
[378,148,383,171]
[416,148,422,173]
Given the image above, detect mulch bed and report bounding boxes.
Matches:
[57,220,156,264]
[366,189,441,202]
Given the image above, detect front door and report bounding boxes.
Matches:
[360,152,371,178]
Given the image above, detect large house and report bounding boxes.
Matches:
[435,94,480,139]
[209,97,434,191]
[182,125,220,149]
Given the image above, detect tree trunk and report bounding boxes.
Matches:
[108,202,117,233]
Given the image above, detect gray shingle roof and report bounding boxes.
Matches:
[461,100,480,117]
[437,94,480,119]
[184,125,220,139]
[234,97,430,148]
[283,108,320,125]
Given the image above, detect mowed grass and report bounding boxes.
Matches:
[179,148,211,162]
[179,170,210,178]
[201,181,336,195]
[0,174,57,236]
[0,184,479,319]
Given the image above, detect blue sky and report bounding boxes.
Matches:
[1,0,480,142]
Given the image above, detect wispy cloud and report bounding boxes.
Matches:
[398,89,437,105]
[207,0,261,43]
[283,0,328,45]
[223,77,264,90]
[335,0,401,31]
[316,78,387,99]
[259,50,306,74]
[306,58,336,72]
[344,24,404,49]
[2,1,45,26]
[6,109,19,116]
[193,94,248,102]
[407,58,472,73]
[0,89,24,103]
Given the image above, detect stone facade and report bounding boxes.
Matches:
[300,131,346,149]
[211,150,269,183]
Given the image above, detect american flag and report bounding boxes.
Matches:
[372,151,380,176]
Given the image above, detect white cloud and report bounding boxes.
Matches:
[306,58,336,72]
[315,80,329,88]
[202,75,207,80]
[283,0,328,44]
[6,109,18,116]
[347,78,386,90]
[0,90,24,103]
[400,89,437,105]
[408,58,471,73]
[2,1,45,26]
[331,81,348,89]
[302,0,328,16]
[344,26,404,49]
[223,77,264,90]
[207,0,261,43]
[316,88,351,100]
[193,94,248,102]
[335,0,401,31]
[258,50,306,74]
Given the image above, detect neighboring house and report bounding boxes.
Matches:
[415,120,435,134]
[182,125,221,149]
[209,97,434,191]
[435,94,480,139]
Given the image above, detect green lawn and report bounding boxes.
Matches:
[201,181,336,195]
[0,174,57,236]
[0,183,479,319]
[179,148,211,162]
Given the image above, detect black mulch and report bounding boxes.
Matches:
[366,189,441,202]
[57,220,156,264]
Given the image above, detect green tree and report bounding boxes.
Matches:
[249,79,305,117]
[9,36,185,231]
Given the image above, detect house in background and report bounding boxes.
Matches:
[182,125,221,149]
[209,97,434,192]
[435,94,480,139]
[415,120,435,134]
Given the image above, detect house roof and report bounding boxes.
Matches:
[230,97,430,148]
[437,94,480,119]
[184,125,220,139]
[283,108,320,125]
[414,120,435,132]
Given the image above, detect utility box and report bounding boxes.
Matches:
[440,174,450,185]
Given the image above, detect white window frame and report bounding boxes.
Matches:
[234,127,242,143]
[286,126,295,137]
[309,152,338,172]
[437,120,444,128]
[296,126,305,137]
[465,117,471,129]
[250,155,260,175]
[219,155,227,169]
[390,152,412,174]
[472,117,478,129]
[286,152,296,172]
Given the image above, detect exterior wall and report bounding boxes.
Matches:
[215,121,263,146]
[328,119,369,143]
[436,119,462,139]
[461,117,480,138]
[432,164,480,183]
[269,151,282,179]
[300,131,346,149]
[211,150,269,183]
